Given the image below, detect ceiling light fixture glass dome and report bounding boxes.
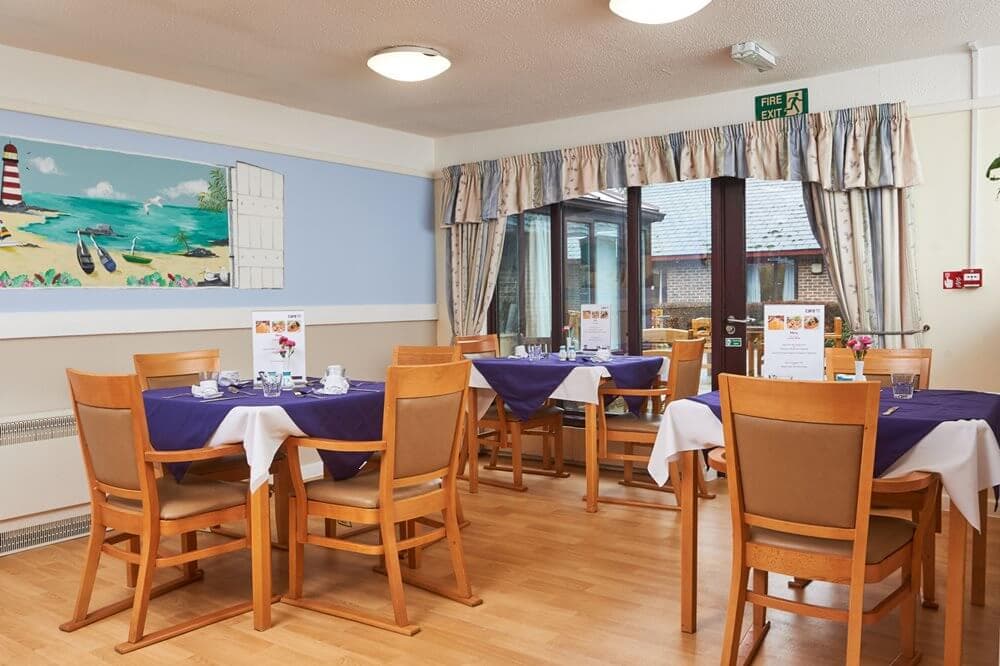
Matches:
[608,0,712,24]
[366,46,451,82]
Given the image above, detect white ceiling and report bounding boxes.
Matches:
[0,0,997,138]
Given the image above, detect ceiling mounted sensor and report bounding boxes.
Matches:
[608,0,712,24]
[367,46,451,82]
[730,41,777,72]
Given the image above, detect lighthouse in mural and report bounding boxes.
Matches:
[1,142,26,210]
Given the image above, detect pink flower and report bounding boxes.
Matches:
[286,339,296,347]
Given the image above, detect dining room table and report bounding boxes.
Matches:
[647,386,1000,664]
[467,352,666,510]
[141,379,386,631]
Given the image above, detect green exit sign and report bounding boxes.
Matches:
[755,88,808,121]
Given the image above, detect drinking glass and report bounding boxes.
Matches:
[540,343,549,359]
[261,371,282,398]
[890,373,915,400]
[527,344,541,361]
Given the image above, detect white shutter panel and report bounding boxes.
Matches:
[230,161,285,289]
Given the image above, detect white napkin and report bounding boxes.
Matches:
[321,374,349,395]
[190,384,222,398]
[594,348,613,362]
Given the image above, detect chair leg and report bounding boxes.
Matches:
[273,459,291,547]
[912,506,937,609]
[378,517,411,629]
[405,520,421,570]
[553,423,565,476]
[720,563,749,666]
[541,434,552,470]
[126,531,159,645]
[845,578,865,666]
[287,497,303,600]
[510,426,524,490]
[126,534,139,588]
[623,444,634,484]
[897,560,918,664]
[443,495,474,600]
[181,532,198,579]
[68,517,105,624]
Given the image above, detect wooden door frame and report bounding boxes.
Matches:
[710,177,747,389]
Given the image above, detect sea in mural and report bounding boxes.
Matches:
[0,137,231,288]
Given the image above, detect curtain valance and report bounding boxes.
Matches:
[441,101,922,224]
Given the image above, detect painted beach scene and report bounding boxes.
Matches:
[0,137,231,288]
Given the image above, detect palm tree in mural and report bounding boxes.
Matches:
[174,229,192,254]
[988,155,1000,200]
[198,167,228,212]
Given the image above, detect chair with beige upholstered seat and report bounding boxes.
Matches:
[61,370,255,654]
[597,338,708,509]
[283,360,481,635]
[824,347,932,389]
[392,344,462,365]
[717,374,937,666]
[133,349,291,544]
[454,334,566,492]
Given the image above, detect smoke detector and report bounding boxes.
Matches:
[731,42,776,72]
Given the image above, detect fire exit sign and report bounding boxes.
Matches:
[755,88,809,121]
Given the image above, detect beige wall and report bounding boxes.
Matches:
[0,320,436,417]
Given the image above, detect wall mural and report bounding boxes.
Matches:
[0,137,231,288]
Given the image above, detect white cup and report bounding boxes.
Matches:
[199,379,219,395]
[514,345,527,358]
[326,364,345,378]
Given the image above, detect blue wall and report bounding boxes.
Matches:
[0,109,435,312]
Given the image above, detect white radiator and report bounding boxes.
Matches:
[0,410,91,556]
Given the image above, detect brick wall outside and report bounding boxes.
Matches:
[796,256,839,302]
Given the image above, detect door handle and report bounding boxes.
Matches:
[726,316,757,325]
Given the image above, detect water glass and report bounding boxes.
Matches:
[890,372,915,400]
[261,371,282,398]
[527,343,541,361]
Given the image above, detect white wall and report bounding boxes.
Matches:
[433,48,1000,391]
[0,44,435,177]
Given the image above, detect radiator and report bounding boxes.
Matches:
[0,411,91,556]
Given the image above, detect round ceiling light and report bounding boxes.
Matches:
[366,46,451,82]
[608,0,712,24]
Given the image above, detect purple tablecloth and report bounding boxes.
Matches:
[472,354,663,420]
[143,380,385,481]
[690,388,1000,476]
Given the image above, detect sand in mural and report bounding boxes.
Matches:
[0,138,231,288]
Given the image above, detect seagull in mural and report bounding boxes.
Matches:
[988,155,1000,200]
[142,195,164,215]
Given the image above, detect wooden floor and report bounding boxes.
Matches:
[1,467,998,665]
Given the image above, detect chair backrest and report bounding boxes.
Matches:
[824,348,931,389]
[66,370,154,499]
[392,345,462,365]
[454,334,500,359]
[690,317,711,338]
[133,349,221,390]
[667,338,706,401]
[719,374,881,547]
[381,361,471,491]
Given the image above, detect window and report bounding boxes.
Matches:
[639,180,712,353]
[493,208,552,357]
[564,190,628,351]
[747,258,796,302]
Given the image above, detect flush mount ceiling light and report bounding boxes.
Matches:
[366,46,451,82]
[608,0,712,24]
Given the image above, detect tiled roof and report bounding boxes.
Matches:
[556,180,819,261]
[644,179,820,257]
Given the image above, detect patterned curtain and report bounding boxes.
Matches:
[803,185,922,348]
[440,101,923,341]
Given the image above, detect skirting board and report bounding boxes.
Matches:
[0,303,437,340]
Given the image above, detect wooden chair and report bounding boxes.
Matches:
[597,339,709,510]
[133,349,291,545]
[392,344,462,365]
[717,374,937,665]
[689,316,712,372]
[61,370,258,654]
[824,347,932,389]
[283,360,481,635]
[455,334,566,492]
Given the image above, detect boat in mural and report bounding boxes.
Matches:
[122,236,152,264]
[89,234,117,272]
[76,229,95,274]
[0,222,17,247]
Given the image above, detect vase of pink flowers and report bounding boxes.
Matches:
[276,335,296,390]
[845,334,873,381]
